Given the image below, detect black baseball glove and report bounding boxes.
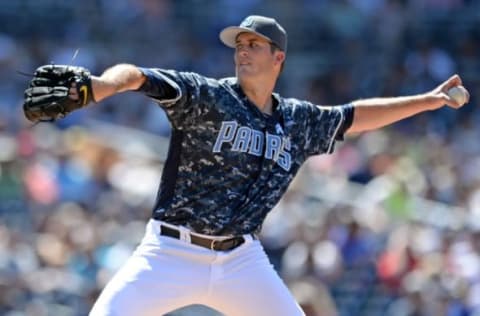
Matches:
[23,64,95,122]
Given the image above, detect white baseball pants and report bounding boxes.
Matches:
[89,219,304,316]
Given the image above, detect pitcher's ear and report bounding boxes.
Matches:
[275,51,285,65]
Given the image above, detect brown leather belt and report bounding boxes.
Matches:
[159,224,246,251]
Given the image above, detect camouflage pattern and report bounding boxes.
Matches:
[138,68,351,236]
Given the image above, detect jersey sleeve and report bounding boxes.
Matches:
[303,103,354,155]
[136,67,205,128]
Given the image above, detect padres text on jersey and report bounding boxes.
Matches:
[213,120,292,171]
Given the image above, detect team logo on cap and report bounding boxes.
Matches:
[241,17,256,28]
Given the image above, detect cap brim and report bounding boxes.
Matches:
[219,26,273,48]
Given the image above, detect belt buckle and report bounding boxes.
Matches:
[210,239,219,251]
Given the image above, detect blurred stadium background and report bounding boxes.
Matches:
[1,0,480,315]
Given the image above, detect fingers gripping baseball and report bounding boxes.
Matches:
[446,85,469,108]
[436,74,470,109]
[23,64,95,122]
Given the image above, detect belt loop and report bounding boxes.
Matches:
[210,239,218,251]
[243,234,254,243]
[154,220,161,235]
[178,226,191,243]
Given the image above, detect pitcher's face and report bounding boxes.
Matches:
[234,33,282,80]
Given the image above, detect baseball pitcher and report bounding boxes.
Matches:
[23,15,469,316]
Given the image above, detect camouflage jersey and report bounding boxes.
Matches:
[138,68,354,236]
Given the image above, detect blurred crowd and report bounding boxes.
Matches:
[1,0,480,315]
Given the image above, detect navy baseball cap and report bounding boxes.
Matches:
[220,15,287,52]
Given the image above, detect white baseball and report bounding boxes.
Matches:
[447,86,468,105]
